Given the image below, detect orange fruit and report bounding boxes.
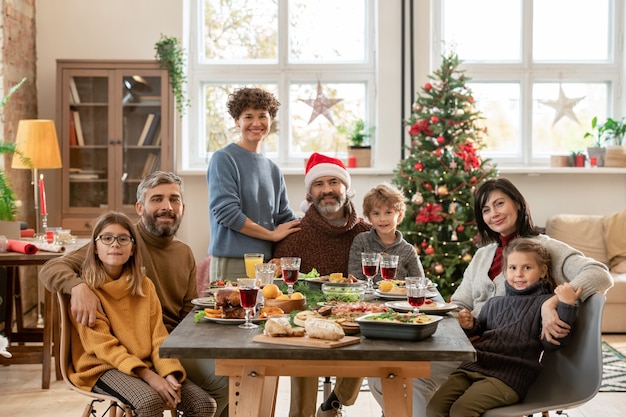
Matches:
[261,284,280,299]
[290,292,304,300]
[276,294,290,300]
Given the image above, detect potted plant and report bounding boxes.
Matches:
[154,34,189,115]
[584,116,608,167]
[595,117,626,167]
[340,119,375,167]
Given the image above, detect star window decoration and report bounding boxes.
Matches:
[539,85,585,126]
[298,81,343,125]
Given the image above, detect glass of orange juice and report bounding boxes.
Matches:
[244,253,264,278]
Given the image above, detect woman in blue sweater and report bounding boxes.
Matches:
[426,238,581,417]
[207,88,300,280]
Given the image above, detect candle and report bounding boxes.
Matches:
[39,174,47,216]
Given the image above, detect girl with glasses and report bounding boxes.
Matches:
[67,211,216,417]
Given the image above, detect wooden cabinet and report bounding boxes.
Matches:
[56,60,172,235]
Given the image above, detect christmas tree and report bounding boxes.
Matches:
[392,52,498,300]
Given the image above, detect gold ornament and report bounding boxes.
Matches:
[462,253,473,262]
[411,192,424,205]
[434,262,444,274]
[437,185,449,196]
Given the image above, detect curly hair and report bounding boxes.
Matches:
[226,87,280,119]
[362,183,406,220]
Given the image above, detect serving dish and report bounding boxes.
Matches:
[385,301,457,315]
[322,283,366,302]
[264,297,307,313]
[355,313,443,341]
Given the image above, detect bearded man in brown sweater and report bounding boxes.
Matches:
[272,153,371,417]
[40,171,230,417]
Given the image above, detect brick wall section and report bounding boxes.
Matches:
[2,0,38,228]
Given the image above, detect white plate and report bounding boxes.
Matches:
[191,297,215,307]
[385,301,458,314]
[203,316,268,325]
[374,290,407,300]
[374,289,438,300]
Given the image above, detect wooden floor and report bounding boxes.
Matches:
[1,334,625,416]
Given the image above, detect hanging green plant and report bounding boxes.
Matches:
[154,34,189,115]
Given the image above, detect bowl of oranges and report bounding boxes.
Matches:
[262,283,307,313]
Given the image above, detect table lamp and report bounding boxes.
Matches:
[11,119,62,237]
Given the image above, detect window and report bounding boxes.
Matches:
[183,0,377,170]
[433,0,621,165]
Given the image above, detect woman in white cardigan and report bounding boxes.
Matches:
[369,177,613,417]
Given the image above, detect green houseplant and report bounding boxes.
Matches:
[0,77,28,221]
[154,34,189,115]
[340,119,375,167]
[586,116,626,167]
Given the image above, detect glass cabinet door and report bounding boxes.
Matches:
[67,74,110,210]
[120,73,165,208]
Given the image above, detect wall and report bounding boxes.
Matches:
[36,0,626,265]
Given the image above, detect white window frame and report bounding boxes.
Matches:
[180,0,403,173]
[430,0,624,167]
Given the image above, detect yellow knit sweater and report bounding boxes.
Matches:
[68,275,185,391]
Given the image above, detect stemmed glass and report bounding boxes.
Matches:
[255,263,276,304]
[280,257,301,295]
[237,278,259,329]
[380,254,399,281]
[406,277,428,315]
[361,252,380,293]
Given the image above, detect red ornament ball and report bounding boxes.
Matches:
[421,241,428,248]
[436,135,445,144]
[457,225,465,233]
[425,82,432,91]
[471,176,477,183]
[425,246,435,255]
[414,162,424,171]
[425,183,432,190]
[431,116,439,123]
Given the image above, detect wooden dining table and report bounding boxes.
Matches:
[160,307,476,417]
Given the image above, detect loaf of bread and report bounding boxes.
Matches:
[264,317,305,337]
[304,318,345,341]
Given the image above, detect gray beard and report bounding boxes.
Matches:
[143,213,180,237]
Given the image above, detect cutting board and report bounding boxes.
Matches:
[253,334,360,348]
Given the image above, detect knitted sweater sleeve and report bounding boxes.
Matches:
[39,244,89,294]
[348,232,368,280]
[538,234,613,300]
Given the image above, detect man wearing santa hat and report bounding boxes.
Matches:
[272,152,371,417]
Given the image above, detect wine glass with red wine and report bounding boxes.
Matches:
[280,257,301,295]
[237,278,259,329]
[406,276,428,315]
[380,254,399,281]
[361,252,380,293]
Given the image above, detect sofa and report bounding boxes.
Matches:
[545,211,626,333]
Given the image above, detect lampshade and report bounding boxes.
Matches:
[12,119,63,169]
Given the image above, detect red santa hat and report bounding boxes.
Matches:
[304,152,351,193]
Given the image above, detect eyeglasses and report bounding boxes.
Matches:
[95,235,134,246]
